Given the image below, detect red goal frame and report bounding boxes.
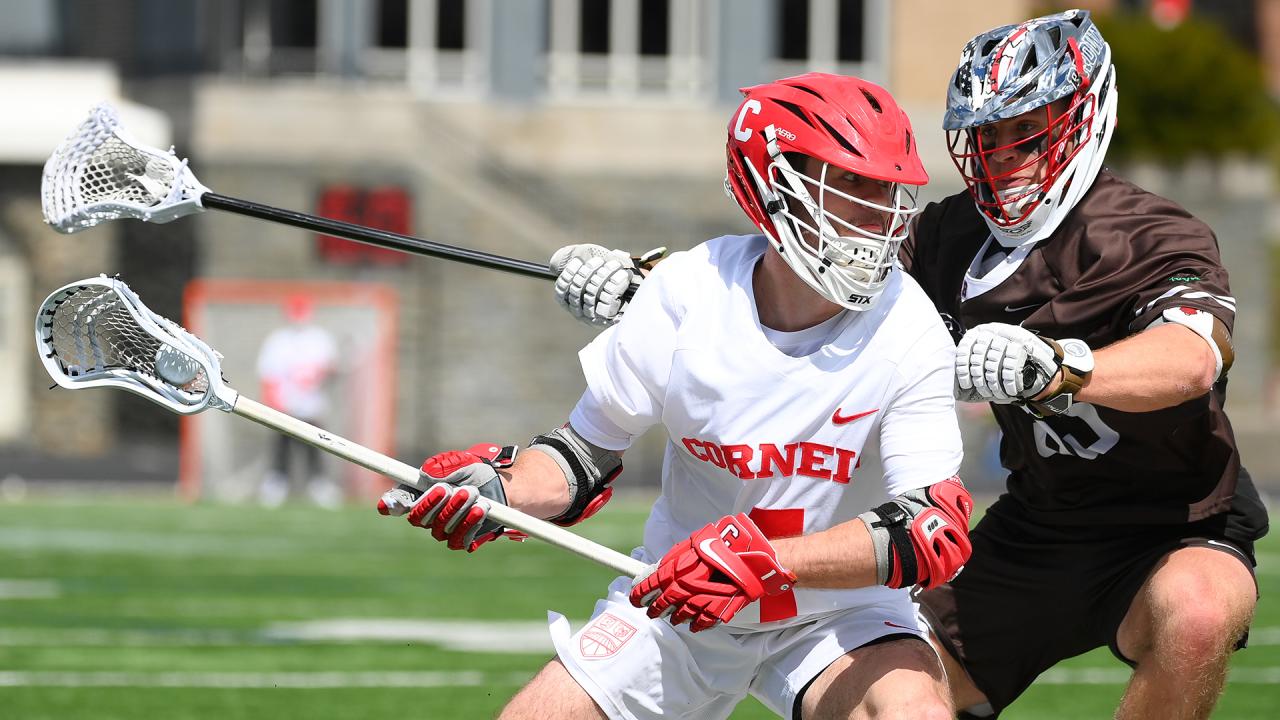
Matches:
[178,278,399,502]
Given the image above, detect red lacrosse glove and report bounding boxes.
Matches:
[629,513,797,633]
[376,442,522,552]
[899,478,974,590]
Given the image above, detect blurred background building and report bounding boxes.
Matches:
[0,0,1276,499]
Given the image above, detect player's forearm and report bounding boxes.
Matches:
[1074,324,1216,412]
[771,520,880,589]
[499,449,573,520]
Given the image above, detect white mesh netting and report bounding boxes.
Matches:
[38,282,213,409]
[42,104,207,233]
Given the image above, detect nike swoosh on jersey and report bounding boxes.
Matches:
[884,620,916,631]
[698,538,746,585]
[832,408,879,425]
[1003,302,1040,313]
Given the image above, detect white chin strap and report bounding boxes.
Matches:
[994,184,1042,222]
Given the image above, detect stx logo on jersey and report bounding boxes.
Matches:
[681,438,859,484]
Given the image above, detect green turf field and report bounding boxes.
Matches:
[0,494,1275,719]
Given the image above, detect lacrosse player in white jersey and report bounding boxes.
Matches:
[378,73,973,720]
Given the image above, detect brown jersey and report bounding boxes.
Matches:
[902,169,1266,535]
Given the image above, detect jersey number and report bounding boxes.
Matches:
[1031,403,1119,460]
[747,506,802,622]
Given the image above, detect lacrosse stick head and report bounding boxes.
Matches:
[35,275,237,415]
[41,103,210,234]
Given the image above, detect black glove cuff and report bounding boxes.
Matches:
[869,501,919,587]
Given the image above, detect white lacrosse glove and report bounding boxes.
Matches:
[954,323,1060,404]
[549,244,666,327]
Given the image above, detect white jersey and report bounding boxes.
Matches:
[569,235,961,629]
[255,324,338,420]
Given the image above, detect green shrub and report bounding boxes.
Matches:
[1095,12,1279,163]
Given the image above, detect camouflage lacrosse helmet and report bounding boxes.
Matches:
[944,9,1118,247]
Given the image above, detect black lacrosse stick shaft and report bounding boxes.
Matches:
[201,192,557,281]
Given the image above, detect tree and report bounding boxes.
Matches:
[1095,12,1279,163]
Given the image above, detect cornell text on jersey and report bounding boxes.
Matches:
[681,438,859,484]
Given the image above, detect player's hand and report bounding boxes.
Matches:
[549,244,666,327]
[629,513,796,633]
[896,478,974,590]
[954,323,1059,403]
[377,443,520,552]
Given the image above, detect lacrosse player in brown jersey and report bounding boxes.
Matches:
[896,10,1268,719]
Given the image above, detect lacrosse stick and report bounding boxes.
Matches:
[41,104,557,281]
[34,275,648,578]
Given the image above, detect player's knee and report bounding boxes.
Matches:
[860,687,951,720]
[1142,560,1253,649]
[1168,602,1251,663]
[899,695,952,720]
[916,703,955,720]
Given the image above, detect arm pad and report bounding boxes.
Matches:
[1147,307,1234,380]
[857,477,974,590]
[527,425,623,526]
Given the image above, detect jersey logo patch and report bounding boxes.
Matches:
[1003,302,1039,313]
[832,408,878,425]
[579,613,637,659]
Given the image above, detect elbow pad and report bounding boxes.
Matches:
[527,425,623,526]
[1147,307,1234,381]
[857,477,974,590]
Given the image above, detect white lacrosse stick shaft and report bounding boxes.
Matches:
[231,396,646,577]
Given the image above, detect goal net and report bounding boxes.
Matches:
[179,279,399,504]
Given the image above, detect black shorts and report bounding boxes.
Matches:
[916,492,1262,716]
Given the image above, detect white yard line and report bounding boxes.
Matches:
[0,580,59,599]
[0,619,564,654]
[1040,667,1280,684]
[0,671,533,688]
[6,619,1280,651]
[3,617,1278,661]
[0,629,246,647]
[1254,553,1280,574]
[2,667,1277,689]
[263,619,557,653]
[1245,626,1280,645]
[0,528,293,557]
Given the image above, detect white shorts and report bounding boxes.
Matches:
[549,575,927,720]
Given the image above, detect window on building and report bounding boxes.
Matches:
[438,0,466,50]
[778,0,809,61]
[269,0,317,48]
[581,0,611,54]
[377,0,408,48]
[773,0,873,76]
[639,0,669,56]
[837,0,863,62]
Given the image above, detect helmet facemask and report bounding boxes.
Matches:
[750,127,919,310]
[948,92,1095,234]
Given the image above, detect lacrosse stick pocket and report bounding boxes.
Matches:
[42,103,210,233]
[36,275,237,414]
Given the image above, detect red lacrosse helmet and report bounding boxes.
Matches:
[725,73,927,310]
